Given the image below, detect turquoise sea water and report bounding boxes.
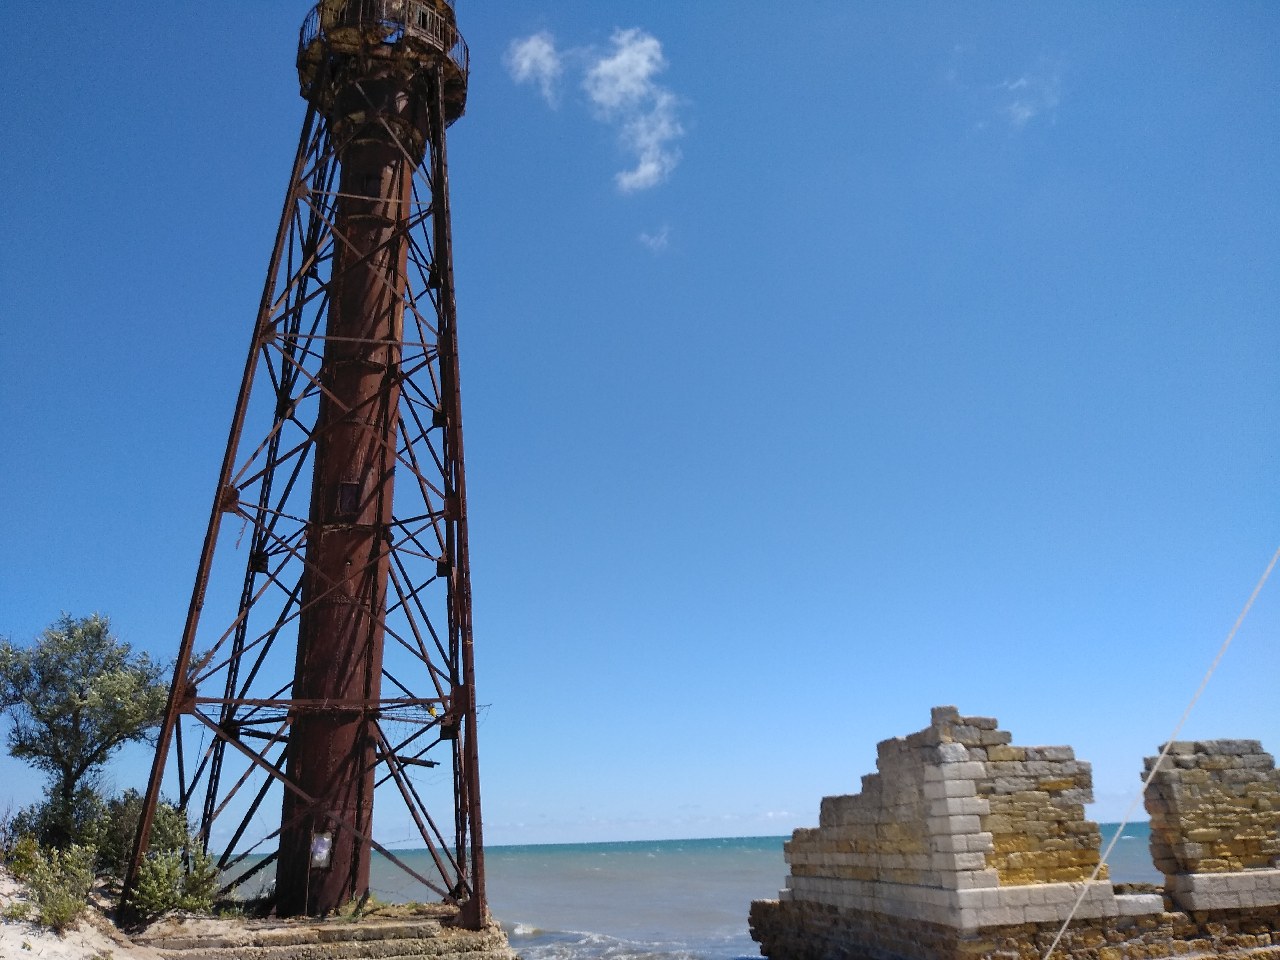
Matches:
[360,824,1159,960]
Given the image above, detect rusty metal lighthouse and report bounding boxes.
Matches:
[124,0,488,924]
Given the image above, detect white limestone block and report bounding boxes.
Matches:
[937,742,970,763]
[1024,903,1064,923]
[952,851,988,871]
[924,777,978,800]
[1026,746,1074,762]
[942,869,1000,890]
[1114,894,1163,917]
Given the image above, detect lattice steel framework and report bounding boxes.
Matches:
[123,0,487,925]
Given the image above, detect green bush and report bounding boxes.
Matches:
[6,835,42,878]
[130,845,218,918]
[179,846,220,910]
[6,787,107,851]
[0,804,19,858]
[129,851,183,918]
[1,899,29,922]
[93,789,188,883]
[22,843,96,933]
[92,788,219,918]
[5,787,222,922]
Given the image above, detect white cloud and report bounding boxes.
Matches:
[505,31,562,106]
[638,225,670,251]
[998,67,1061,128]
[506,26,684,193]
[946,48,1064,132]
[584,28,684,192]
[583,28,665,111]
[614,89,682,191]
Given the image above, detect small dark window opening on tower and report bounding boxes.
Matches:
[337,481,361,518]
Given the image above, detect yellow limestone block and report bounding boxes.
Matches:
[986,745,1026,762]
[1037,778,1077,792]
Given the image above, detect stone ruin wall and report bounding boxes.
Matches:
[1145,738,1280,914]
[980,736,1101,887]
[803,709,1095,891]
[1146,739,1280,873]
[750,707,1280,960]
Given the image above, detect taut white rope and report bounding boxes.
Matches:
[1041,543,1280,960]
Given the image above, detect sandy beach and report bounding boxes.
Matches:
[0,868,163,960]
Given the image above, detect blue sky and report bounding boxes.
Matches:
[0,3,1277,847]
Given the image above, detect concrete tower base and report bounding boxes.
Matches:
[134,904,515,960]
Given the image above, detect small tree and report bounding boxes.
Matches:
[0,614,167,847]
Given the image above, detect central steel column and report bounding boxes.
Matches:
[275,61,430,917]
